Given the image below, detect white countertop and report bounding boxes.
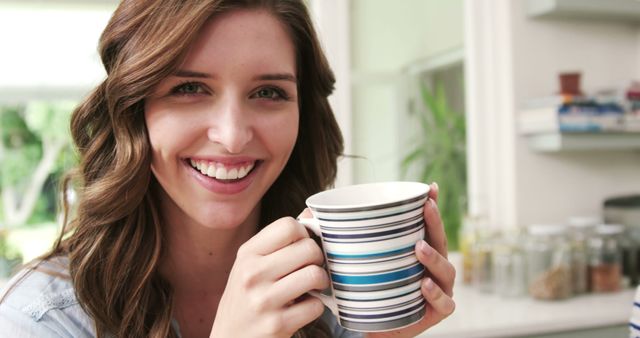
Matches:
[419,254,635,338]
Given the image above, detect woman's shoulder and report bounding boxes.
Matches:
[0,256,95,337]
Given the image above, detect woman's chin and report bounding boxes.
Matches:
[192,211,256,231]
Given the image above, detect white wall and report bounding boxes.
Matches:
[512,0,640,225]
[350,0,464,183]
[0,3,115,102]
[351,0,464,74]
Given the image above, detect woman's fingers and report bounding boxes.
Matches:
[416,240,456,297]
[424,197,448,258]
[240,217,309,256]
[429,182,439,203]
[280,296,326,334]
[421,278,455,318]
[269,264,330,306]
[263,237,324,280]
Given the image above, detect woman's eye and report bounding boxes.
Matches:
[171,82,205,96]
[253,87,288,101]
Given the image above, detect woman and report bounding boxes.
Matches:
[0,1,455,337]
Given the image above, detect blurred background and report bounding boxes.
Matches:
[1,0,639,337]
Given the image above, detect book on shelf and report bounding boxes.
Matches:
[519,102,625,135]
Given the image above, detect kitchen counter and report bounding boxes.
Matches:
[420,254,634,338]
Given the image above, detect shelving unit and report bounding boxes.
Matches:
[524,132,640,152]
[521,0,640,152]
[526,0,640,22]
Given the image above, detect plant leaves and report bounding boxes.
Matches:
[402,79,467,250]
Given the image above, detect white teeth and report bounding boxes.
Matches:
[238,167,247,178]
[246,163,255,174]
[190,160,255,180]
[227,168,238,180]
[239,163,254,178]
[215,166,228,180]
[206,165,216,177]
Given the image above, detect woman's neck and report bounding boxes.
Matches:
[154,189,261,338]
[159,205,260,293]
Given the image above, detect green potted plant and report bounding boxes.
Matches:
[402,81,467,250]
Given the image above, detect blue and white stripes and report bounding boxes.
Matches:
[306,182,429,332]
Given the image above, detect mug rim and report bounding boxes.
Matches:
[306,181,430,212]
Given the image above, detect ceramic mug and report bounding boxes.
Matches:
[298,181,429,332]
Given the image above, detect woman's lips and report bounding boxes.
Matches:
[189,159,256,181]
[185,159,261,194]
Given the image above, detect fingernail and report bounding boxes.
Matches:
[431,182,439,191]
[419,240,433,256]
[424,278,435,291]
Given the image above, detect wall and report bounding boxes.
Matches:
[0,2,115,102]
[511,0,640,225]
[349,0,463,183]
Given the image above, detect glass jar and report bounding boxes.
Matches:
[459,216,478,285]
[526,224,572,300]
[471,228,495,293]
[567,217,598,294]
[625,225,640,286]
[492,229,527,297]
[588,224,624,292]
[618,229,635,288]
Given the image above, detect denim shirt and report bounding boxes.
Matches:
[0,257,361,338]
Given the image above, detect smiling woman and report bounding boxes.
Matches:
[0,1,455,337]
[0,1,345,337]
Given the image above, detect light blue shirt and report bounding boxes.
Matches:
[0,257,361,337]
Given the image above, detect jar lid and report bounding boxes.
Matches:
[567,216,601,228]
[594,224,625,235]
[528,224,567,236]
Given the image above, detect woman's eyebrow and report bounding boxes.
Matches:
[172,70,296,83]
[174,69,212,78]
[254,73,297,83]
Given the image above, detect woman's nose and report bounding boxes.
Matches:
[207,99,253,153]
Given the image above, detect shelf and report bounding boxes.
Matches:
[527,0,640,23]
[524,132,640,152]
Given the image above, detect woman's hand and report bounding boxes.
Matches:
[210,216,329,338]
[367,182,456,338]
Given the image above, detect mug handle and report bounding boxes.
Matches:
[297,217,340,318]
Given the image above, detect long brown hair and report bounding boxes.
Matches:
[43,0,343,337]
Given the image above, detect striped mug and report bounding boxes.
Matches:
[298,181,429,332]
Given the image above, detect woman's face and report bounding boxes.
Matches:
[145,9,299,229]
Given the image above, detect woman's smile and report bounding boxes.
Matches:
[188,158,257,181]
[184,157,263,195]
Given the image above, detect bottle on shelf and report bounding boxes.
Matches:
[588,224,624,293]
[567,216,599,294]
[526,224,573,300]
[492,228,527,297]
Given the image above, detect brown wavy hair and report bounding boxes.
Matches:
[41,0,343,337]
